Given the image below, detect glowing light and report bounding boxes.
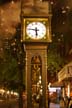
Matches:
[21,39,23,42]
[61,34,63,37]
[67,84,70,98]
[66,6,70,10]
[11,0,15,4]
[39,80,41,84]
[49,87,61,92]
[63,22,65,24]
[0,89,5,94]
[58,38,61,42]
[50,2,54,5]
[11,91,13,95]
[7,90,10,94]
[14,92,19,96]
[62,10,66,14]
[39,76,41,80]
[52,34,55,37]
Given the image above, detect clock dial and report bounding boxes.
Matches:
[26,22,46,39]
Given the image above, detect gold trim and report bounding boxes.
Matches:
[22,17,52,42]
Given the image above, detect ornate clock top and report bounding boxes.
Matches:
[21,0,52,42]
[21,0,51,17]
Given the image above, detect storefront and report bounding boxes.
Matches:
[58,62,72,98]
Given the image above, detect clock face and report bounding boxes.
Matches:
[26,22,46,39]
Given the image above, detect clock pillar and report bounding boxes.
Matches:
[25,44,48,108]
[21,0,52,108]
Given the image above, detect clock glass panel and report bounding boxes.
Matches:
[26,22,46,39]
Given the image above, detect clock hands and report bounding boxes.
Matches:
[35,27,39,36]
[28,27,39,37]
[26,22,46,39]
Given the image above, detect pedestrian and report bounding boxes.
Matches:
[48,98,50,108]
[39,94,43,108]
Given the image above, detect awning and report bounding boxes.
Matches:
[51,81,64,87]
[58,62,72,82]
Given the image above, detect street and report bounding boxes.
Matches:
[0,99,18,108]
[50,103,60,108]
[0,99,60,108]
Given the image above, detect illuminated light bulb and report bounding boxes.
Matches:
[61,34,63,37]
[62,10,66,14]
[58,38,61,42]
[7,91,10,95]
[50,1,54,5]
[39,80,41,84]
[21,39,23,42]
[13,48,16,51]
[66,6,70,10]
[67,84,70,98]
[63,22,65,24]
[18,62,20,65]
[40,89,42,95]
[52,34,55,37]
[11,0,15,5]
[11,91,13,95]
[39,76,41,80]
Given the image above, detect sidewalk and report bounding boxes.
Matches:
[50,103,60,108]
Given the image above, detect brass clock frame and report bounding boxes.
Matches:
[22,17,49,42]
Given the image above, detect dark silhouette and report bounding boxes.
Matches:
[48,98,50,108]
[67,97,71,108]
[70,104,72,108]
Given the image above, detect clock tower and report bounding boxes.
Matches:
[21,0,52,108]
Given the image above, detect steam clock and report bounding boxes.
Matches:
[21,0,52,108]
